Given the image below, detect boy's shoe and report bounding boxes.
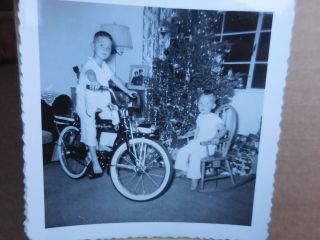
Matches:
[87,164,103,179]
[88,171,103,179]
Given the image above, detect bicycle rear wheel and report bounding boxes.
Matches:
[110,138,173,201]
[58,126,89,178]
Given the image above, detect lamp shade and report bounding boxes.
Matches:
[100,23,133,49]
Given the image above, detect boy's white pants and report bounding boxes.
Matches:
[175,140,215,179]
[77,89,119,147]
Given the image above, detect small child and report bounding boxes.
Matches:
[174,91,226,190]
[76,31,135,175]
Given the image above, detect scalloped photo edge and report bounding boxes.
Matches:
[18,0,295,239]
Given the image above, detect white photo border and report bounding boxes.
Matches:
[19,0,295,239]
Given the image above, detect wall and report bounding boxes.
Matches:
[39,0,144,95]
[231,90,264,135]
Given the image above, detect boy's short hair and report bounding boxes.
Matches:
[200,90,217,102]
[93,31,117,55]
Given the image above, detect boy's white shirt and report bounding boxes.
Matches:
[196,112,223,142]
[76,57,114,114]
[81,57,114,87]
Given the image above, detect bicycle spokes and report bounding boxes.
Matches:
[115,142,167,195]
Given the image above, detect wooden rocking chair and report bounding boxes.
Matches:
[199,104,238,191]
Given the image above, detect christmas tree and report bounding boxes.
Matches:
[146,9,243,147]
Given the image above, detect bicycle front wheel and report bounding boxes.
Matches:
[110,138,173,201]
[58,126,89,178]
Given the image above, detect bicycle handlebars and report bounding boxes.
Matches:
[85,84,139,109]
[74,65,140,109]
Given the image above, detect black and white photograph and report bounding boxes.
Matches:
[19,0,295,239]
[129,65,149,86]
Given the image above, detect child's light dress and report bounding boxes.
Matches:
[175,112,223,179]
[76,57,119,147]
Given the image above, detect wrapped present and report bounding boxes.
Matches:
[229,133,260,176]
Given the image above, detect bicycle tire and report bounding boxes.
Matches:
[110,138,173,201]
[58,126,89,178]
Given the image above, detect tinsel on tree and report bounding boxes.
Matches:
[146,9,243,147]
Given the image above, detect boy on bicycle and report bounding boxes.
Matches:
[76,31,135,176]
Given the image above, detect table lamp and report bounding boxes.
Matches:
[100,23,133,55]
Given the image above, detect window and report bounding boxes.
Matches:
[217,12,273,90]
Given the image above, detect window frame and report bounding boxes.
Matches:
[216,12,272,91]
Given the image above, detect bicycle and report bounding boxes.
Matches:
[57,86,173,201]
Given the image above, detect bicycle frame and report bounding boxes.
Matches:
[72,86,157,170]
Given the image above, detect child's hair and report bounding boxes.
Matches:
[200,90,217,103]
[93,31,117,55]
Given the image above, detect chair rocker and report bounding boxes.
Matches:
[199,104,238,191]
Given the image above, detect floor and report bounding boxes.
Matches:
[44,162,256,228]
